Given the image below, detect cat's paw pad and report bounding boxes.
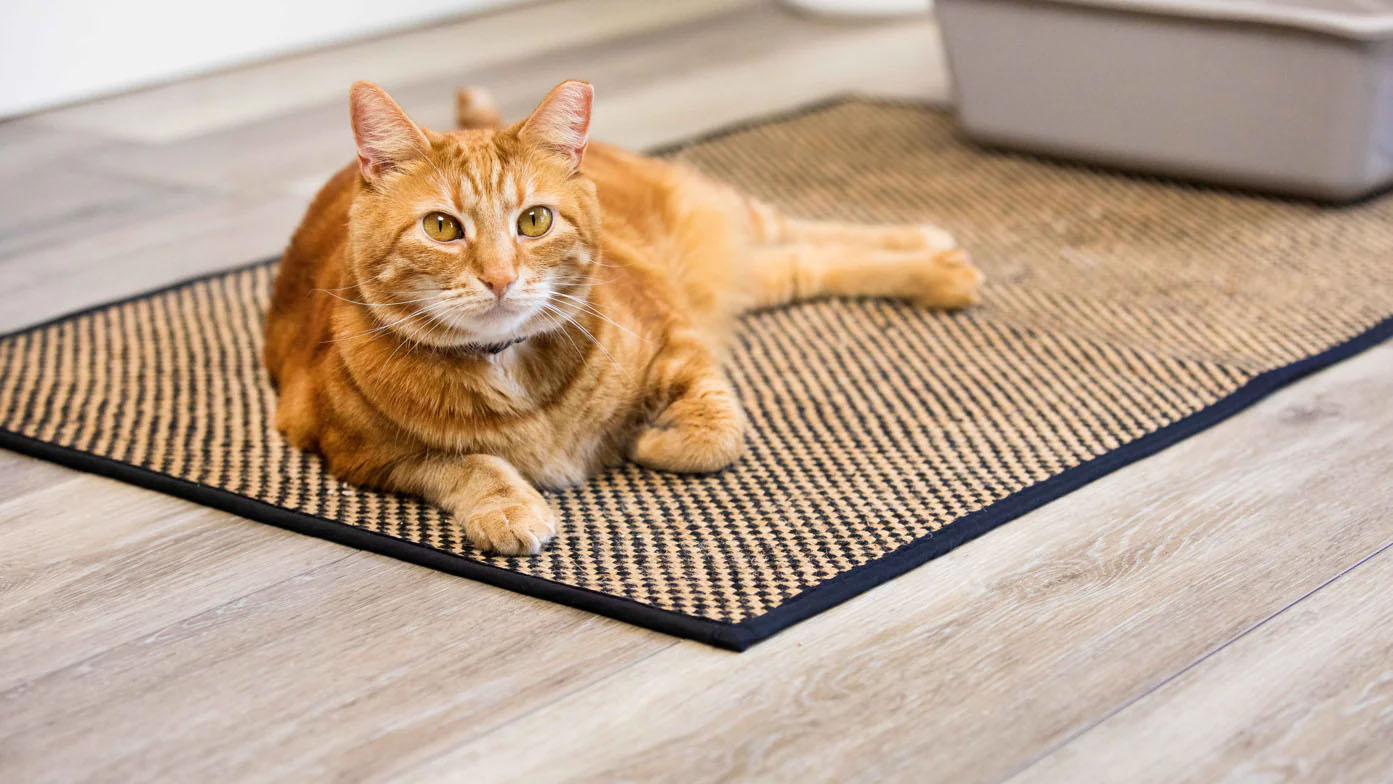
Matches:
[912,248,984,309]
[460,493,557,555]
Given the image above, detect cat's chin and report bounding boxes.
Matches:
[405,304,541,352]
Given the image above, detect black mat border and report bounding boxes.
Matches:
[2,98,1390,652]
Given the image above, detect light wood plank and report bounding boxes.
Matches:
[0,551,673,783]
[0,119,120,172]
[0,451,74,500]
[0,164,207,261]
[1012,545,1393,783]
[0,187,306,331]
[0,476,352,691]
[395,345,1393,783]
[591,17,951,150]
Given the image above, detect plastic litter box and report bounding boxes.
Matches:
[936,0,1393,200]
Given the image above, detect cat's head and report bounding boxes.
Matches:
[345,80,600,351]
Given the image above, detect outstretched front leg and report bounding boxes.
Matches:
[628,328,746,474]
[387,453,557,555]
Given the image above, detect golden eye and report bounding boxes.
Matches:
[517,205,553,238]
[423,212,463,242]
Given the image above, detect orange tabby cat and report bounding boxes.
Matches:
[265,80,982,554]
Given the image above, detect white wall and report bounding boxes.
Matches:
[0,0,520,117]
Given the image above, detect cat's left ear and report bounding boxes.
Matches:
[350,81,431,183]
[518,80,592,169]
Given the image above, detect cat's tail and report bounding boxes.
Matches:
[456,86,503,130]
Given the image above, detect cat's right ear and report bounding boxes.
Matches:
[518,80,593,169]
[349,81,431,184]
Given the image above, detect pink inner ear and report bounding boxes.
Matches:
[350,82,429,182]
[522,81,593,167]
[357,150,390,181]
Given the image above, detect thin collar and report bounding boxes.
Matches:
[458,336,527,357]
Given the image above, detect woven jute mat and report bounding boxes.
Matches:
[3,99,1391,649]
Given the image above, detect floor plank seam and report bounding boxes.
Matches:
[997,534,1393,783]
[0,547,362,702]
[385,640,679,782]
[0,475,91,513]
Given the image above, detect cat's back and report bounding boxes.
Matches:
[264,164,357,382]
[581,143,678,236]
[582,141,750,331]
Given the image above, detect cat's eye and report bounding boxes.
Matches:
[423,212,463,242]
[517,206,553,238]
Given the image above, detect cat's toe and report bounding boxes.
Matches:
[461,496,557,555]
[912,248,984,309]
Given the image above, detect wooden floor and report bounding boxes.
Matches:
[2,2,1390,781]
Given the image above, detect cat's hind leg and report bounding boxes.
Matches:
[745,197,960,254]
[742,199,983,310]
[747,241,982,311]
[780,216,959,255]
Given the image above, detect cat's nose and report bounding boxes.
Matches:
[478,272,516,299]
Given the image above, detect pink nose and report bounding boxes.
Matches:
[479,273,516,299]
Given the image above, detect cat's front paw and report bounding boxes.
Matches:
[460,489,557,555]
[911,248,984,309]
[629,390,746,474]
[631,422,745,473]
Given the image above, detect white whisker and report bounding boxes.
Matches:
[378,300,455,372]
[538,301,633,385]
[547,291,649,343]
[321,299,443,345]
[535,309,587,363]
[313,288,440,308]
